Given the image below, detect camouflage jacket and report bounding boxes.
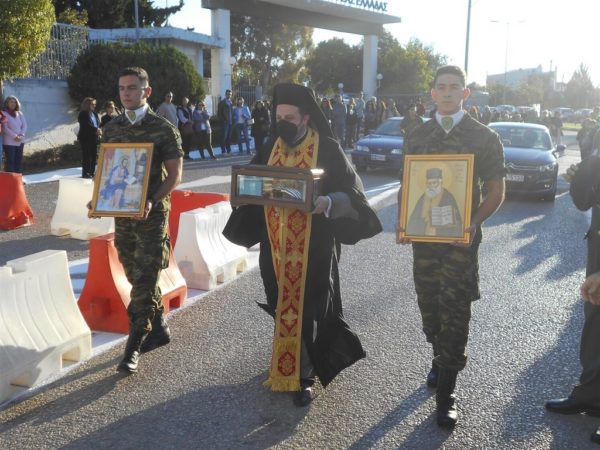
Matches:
[102,109,183,211]
[404,112,506,219]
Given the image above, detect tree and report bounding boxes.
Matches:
[230,14,313,92]
[68,42,204,109]
[0,0,55,96]
[565,64,595,108]
[52,0,183,28]
[306,38,362,93]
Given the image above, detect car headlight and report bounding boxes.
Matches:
[539,162,557,172]
[390,148,402,155]
[355,145,369,152]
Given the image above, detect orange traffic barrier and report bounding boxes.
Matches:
[169,190,229,246]
[0,172,34,230]
[78,232,187,334]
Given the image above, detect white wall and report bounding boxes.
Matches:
[4,79,78,153]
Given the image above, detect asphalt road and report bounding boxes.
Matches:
[1,134,599,449]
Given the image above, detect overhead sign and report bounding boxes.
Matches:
[326,0,388,13]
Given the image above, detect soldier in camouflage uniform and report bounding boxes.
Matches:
[397,65,506,427]
[102,67,183,374]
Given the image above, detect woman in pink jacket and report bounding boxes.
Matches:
[2,96,27,173]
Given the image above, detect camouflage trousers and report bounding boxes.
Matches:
[412,242,480,371]
[115,210,170,333]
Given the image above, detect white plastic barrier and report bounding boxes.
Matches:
[0,250,92,404]
[50,177,114,240]
[174,201,248,290]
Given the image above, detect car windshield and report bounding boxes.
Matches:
[491,126,552,150]
[374,119,402,137]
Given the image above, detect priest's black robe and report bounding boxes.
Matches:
[224,133,382,386]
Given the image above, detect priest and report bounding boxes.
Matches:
[224,83,382,406]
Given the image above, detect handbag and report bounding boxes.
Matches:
[246,118,255,126]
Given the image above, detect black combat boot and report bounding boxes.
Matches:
[427,349,439,388]
[427,362,439,388]
[140,314,171,353]
[436,368,459,427]
[117,330,148,373]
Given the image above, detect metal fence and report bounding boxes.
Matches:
[27,23,89,80]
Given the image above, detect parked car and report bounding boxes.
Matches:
[552,107,574,122]
[574,108,593,122]
[351,117,407,173]
[489,122,565,201]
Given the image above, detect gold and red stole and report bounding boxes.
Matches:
[264,128,320,391]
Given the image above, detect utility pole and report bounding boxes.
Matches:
[134,0,140,42]
[465,0,472,74]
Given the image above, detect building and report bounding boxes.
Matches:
[487,65,556,90]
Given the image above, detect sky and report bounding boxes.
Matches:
[165,0,597,87]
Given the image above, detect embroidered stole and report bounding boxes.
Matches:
[264,129,319,391]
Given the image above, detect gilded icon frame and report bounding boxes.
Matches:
[89,143,154,218]
[398,154,474,243]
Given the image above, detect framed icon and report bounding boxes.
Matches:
[89,143,153,218]
[230,164,324,212]
[398,154,474,243]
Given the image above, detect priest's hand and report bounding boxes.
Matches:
[581,272,600,305]
[312,195,331,215]
[563,163,579,183]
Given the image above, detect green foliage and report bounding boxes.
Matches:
[68,42,205,109]
[52,0,183,28]
[0,0,55,80]
[22,142,81,173]
[306,38,362,93]
[565,64,596,108]
[307,31,446,96]
[231,14,313,92]
[57,7,89,26]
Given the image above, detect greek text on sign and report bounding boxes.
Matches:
[327,0,388,13]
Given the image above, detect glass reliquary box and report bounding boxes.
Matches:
[230,164,324,212]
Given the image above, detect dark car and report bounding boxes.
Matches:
[351,117,406,173]
[489,122,565,201]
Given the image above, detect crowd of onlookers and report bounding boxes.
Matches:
[4,86,594,178]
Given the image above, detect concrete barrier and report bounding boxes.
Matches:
[174,201,248,290]
[78,233,187,334]
[169,190,229,247]
[0,172,34,230]
[0,250,92,404]
[50,177,114,240]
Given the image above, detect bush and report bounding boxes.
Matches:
[22,142,82,173]
[68,42,205,109]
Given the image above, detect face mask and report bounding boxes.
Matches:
[276,120,299,145]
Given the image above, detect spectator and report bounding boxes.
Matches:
[400,103,424,137]
[355,92,366,141]
[364,98,378,134]
[416,102,426,118]
[383,98,399,120]
[176,97,193,160]
[251,100,270,154]
[217,89,234,155]
[232,97,252,154]
[100,101,119,128]
[77,97,100,178]
[577,118,598,160]
[345,97,358,148]
[0,110,7,170]
[156,92,178,127]
[192,100,216,160]
[480,106,492,125]
[467,105,480,121]
[320,97,333,127]
[331,94,347,147]
[552,111,564,145]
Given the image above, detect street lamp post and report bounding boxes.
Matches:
[490,19,525,105]
[376,73,383,97]
[338,83,344,96]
